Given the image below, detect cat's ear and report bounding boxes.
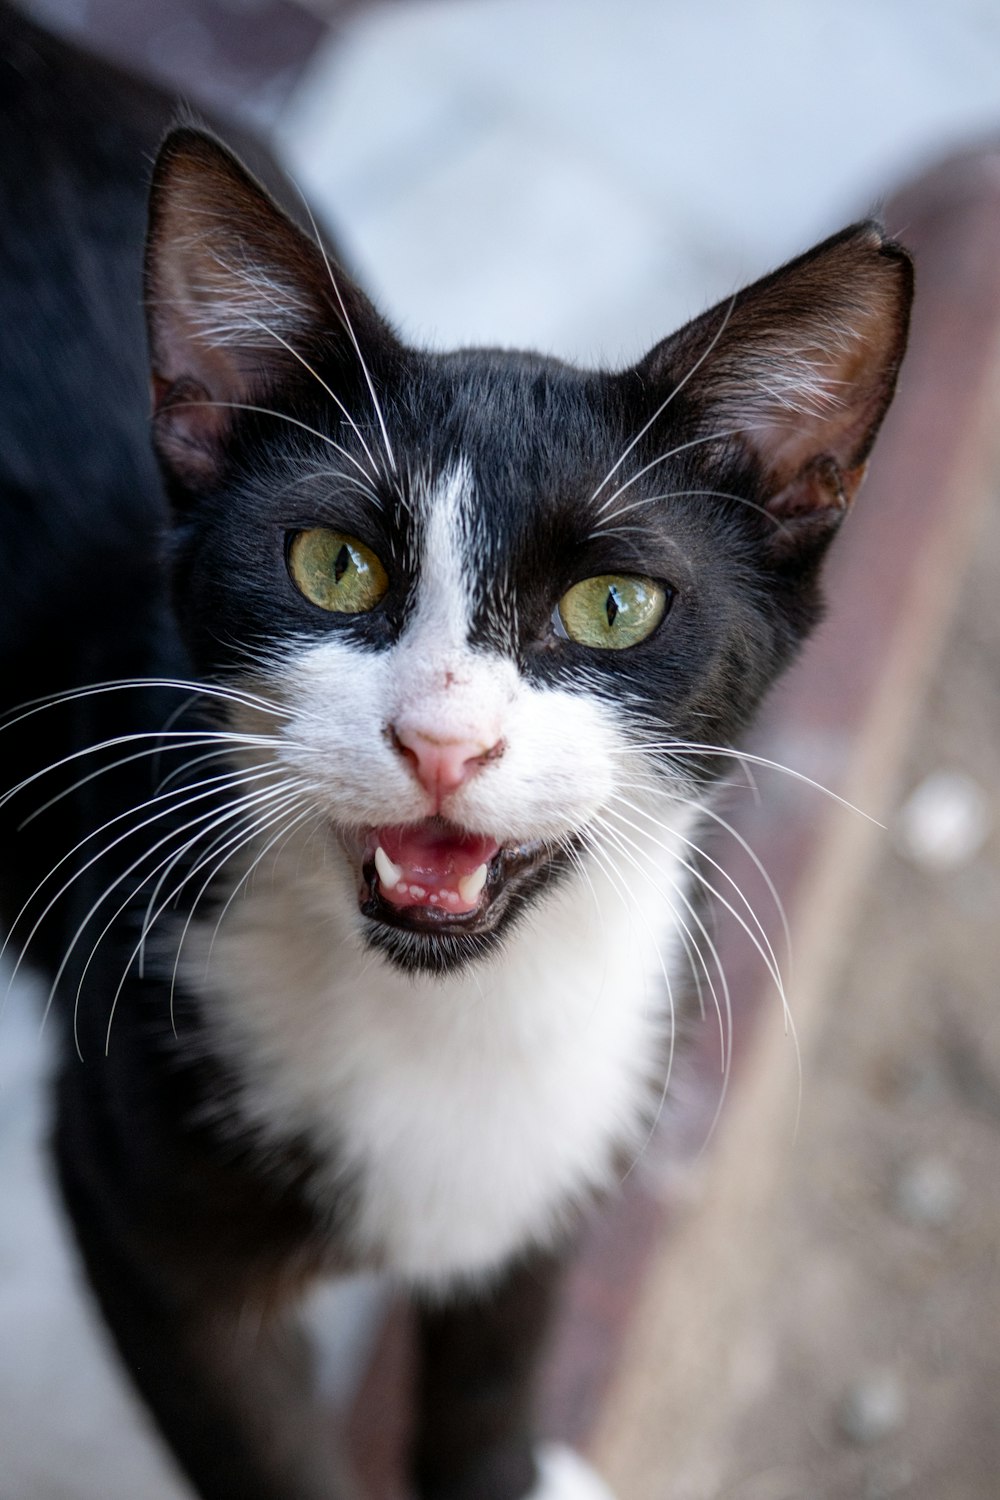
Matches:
[636,224,913,561]
[145,127,388,488]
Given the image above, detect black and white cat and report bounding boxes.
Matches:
[0,8,911,1499]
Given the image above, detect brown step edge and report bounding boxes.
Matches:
[342,143,1000,1498]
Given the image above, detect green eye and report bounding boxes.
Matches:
[556,573,669,649]
[287,528,388,614]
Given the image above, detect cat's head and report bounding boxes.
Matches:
[144,128,912,975]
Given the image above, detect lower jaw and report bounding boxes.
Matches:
[360,919,508,975]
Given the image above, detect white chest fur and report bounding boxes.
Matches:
[187,829,691,1290]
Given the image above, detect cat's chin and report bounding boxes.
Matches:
[351,824,567,975]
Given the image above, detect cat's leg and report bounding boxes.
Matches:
[411,1252,616,1500]
[52,1075,357,1500]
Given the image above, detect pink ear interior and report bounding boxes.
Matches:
[639,223,913,546]
[144,129,333,485]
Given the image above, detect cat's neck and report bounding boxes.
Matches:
[177,802,699,1285]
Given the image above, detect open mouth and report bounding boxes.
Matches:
[357,818,550,936]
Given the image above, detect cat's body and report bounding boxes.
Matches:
[0,6,912,1498]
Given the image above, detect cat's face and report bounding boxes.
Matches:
[145,130,911,974]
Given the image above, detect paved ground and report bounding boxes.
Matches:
[3,2,1000,1496]
[706,493,1000,1500]
[591,479,1000,1500]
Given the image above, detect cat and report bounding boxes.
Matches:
[0,6,912,1498]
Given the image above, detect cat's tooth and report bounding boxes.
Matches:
[457,863,488,904]
[374,846,403,890]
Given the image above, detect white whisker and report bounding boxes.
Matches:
[63,779,308,1055]
[104,788,313,1053]
[0,676,292,728]
[23,777,302,1046]
[17,733,287,828]
[594,425,752,518]
[591,815,738,1158]
[170,398,376,486]
[1,728,286,819]
[579,828,683,1179]
[201,801,322,975]
[136,768,302,969]
[589,485,782,540]
[609,792,791,981]
[593,813,731,1076]
[239,311,386,488]
[2,762,289,984]
[618,739,881,827]
[590,296,737,503]
[292,185,398,480]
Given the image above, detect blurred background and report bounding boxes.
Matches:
[2,1,999,1497]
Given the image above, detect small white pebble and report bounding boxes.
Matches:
[891,1156,961,1229]
[837,1371,908,1445]
[895,770,990,871]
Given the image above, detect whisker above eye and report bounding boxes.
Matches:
[268,466,384,513]
[207,277,386,490]
[590,295,738,505]
[168,397,381,490]
[292,185,399,483]
[593,424,756,519]
[588,485,783,541]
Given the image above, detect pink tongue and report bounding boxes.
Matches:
[372,823,500,913]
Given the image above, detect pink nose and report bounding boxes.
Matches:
[391,724,504,801]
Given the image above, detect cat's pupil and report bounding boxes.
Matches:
[334,544,352,585]
[605,586,620,628]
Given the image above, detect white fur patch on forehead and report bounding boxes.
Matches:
[409,458,477,647]
[389,457,521,775]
